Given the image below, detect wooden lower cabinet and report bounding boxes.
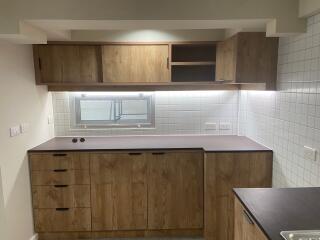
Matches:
[147,151,204,229]
[29,149,272,240]
[90,152,148,231]
[34,208,91,232]
[204,151,272,240]
[234,197,267,240]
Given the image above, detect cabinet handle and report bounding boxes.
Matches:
[54,185,69,188]
[152,152,165,155]
[128,153,142,155]
[53,169,68,172]
[243,210,254,225]
[53,153,67,157]
[56,208,69,211]
[38,58,42,70]
[167,57,169,69]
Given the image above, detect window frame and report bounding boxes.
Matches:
[70,93,155,129]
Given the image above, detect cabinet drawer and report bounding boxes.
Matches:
[29,152,89,171]
[34,208,91,232]
[32,185,90,208]
[31,170,90,185]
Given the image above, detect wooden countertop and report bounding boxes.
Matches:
[28,135,271,152]
[233,188,320,240]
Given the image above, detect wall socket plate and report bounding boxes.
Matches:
[303,146,317,161]
[205,122,217,130]
[20,123,29,133]
[10,126,21,137]
[219,122,231,130]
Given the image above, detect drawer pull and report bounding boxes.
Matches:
[56,208,69,211]
[54,185,69,188]
[53,169,68,172]
[128,153,142,155]
[243,209,254,225]
[152,152,165,155]
[53,153,67,157]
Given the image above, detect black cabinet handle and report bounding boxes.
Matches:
[152,152,165,155]
[243,210,254,225]
[53,153,67,157]
[54,185,69,188]
[53,169,68,172]
[56,208,69,211]
[128,153,142,155]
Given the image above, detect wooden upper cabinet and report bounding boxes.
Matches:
[204,151,272,240]
[147,151,204,230]
[215,32,279,90]
[90,152,148,231]
[102,45,170,83]
[34,45,101,84]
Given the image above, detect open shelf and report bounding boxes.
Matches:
[171,65,215,82]
[171,61,216,66]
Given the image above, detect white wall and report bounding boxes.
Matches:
[0,44,54,240]
[239,13,320,187]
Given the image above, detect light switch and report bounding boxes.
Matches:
[303,146,317,161]
[10,126,21,137]
[219,122,232,130]
[20,123,29,133]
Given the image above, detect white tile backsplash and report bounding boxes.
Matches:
[240,12,320,188]
[52,91,239,136]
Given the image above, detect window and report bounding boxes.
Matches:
[70,93,154,128]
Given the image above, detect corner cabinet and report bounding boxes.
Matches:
[28,149,272,240]
[216,32,279,90]
[204,151,272,240]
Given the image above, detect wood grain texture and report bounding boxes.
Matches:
[32,185,90,208]
[37,229,203,240]
[35,45,101,84]
[148,151,204,230]
[215,33,278,90]
[31,170,90,186]
[102,45,170,83]
[236,33,278,90]
[215,35,237,81]
[29,152,89,171]
[234,197,267,240]
[204,152,272,240]
[90,152,148,231]
[34,208,91,232]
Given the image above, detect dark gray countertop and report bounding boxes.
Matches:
[233,188,320,240]
[28,135,271,152]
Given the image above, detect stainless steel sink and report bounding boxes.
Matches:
[281,230,320,240]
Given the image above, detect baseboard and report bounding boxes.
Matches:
[30,233,38,240]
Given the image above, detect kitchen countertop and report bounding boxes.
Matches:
[28,135,271,152]
[233,188,320,240]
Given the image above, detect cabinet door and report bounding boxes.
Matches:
[35,45,101,83]
[102,45,170,83]
[215,36,237,81]
[148,151,204,230]
[234,197,268,240]
[204,152,272,240]
[90,153,147,231]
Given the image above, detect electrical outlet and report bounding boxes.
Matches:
[205,122,217,130]
[20,123,29,133]
[10,126,21,137]
[303,146,317,161]
[219,122,231,130]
